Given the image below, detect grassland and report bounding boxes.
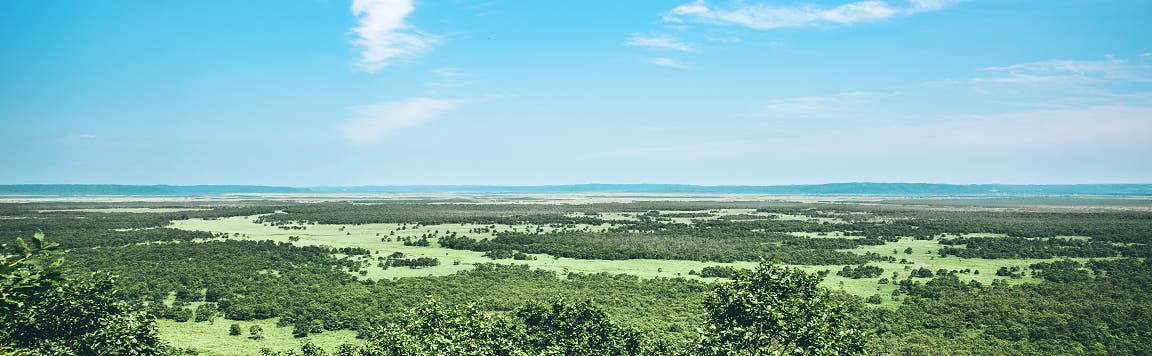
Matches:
[157,318,359,355]
[170,216,739,280]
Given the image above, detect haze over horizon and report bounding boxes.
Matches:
[2,0,1150,186]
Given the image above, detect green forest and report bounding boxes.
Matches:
[2,197,1151,355]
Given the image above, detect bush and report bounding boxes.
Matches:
[173,307,193,322]
[249,325,264,340]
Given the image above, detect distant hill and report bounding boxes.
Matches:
[294,183,1152,196]
[1,183,1150,196]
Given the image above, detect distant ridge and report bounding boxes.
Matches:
[311,183,1152,196]
[2,183,1150,196]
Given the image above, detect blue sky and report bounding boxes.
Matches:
[1,0,1149,185]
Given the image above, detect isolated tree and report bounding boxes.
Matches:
[230,323,243,336]
[174,307,194,322]
[697,260,866,355]
[250,325,265,340]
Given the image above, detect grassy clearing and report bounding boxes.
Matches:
[815,236,1114,306]
[167,213,1103,306]
[157,318,359,355]
[169,216,726,281]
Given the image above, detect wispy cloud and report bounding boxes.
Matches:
[804,105,1152,155]
[646,57,689,69]
[341,98,462,144]
[625,33,695,51]
[350,0,438,73]
[905,0,965,13]
[664,0,963,30]
[614,105,1152,160]
[762,91,901,114]
[975,57,1151,85]
[431,67,471,78]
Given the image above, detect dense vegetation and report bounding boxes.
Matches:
[1,232,166,354]
[5,233,861,355]
[255,203,607,226]
[64,240,710,342]
[2,198,1151,354]
[0,203,279,248]
[870,258,1152,354]
[938,236,1152,259]
[261,261,866,356]
[438,230,880,264]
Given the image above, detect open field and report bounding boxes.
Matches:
[157,318,359,355]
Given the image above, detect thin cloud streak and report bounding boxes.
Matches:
[626,33,695,51]
[976,57,1151,85]
[761,91,902,114]
[341,98,462,144]
[665,0,963,30]
[350,0,438,72]
[906,0,966,13]
[646,57,689,68]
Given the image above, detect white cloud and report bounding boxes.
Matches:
[664,0,962,30]
[906,0,965,13]
[646,57,688,68]
[975,57,1151,85]
[626,33,695,51]
[350,0,438,73]
[341,98,462,143]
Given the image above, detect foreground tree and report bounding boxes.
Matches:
[1,232,166,355]
[697,261,866,355]
[355,297,663,355]
[516,297,652,354]
[366,299,523,355]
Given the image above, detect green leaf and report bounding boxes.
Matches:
[13,237,29,255]
[32,229,46,250]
